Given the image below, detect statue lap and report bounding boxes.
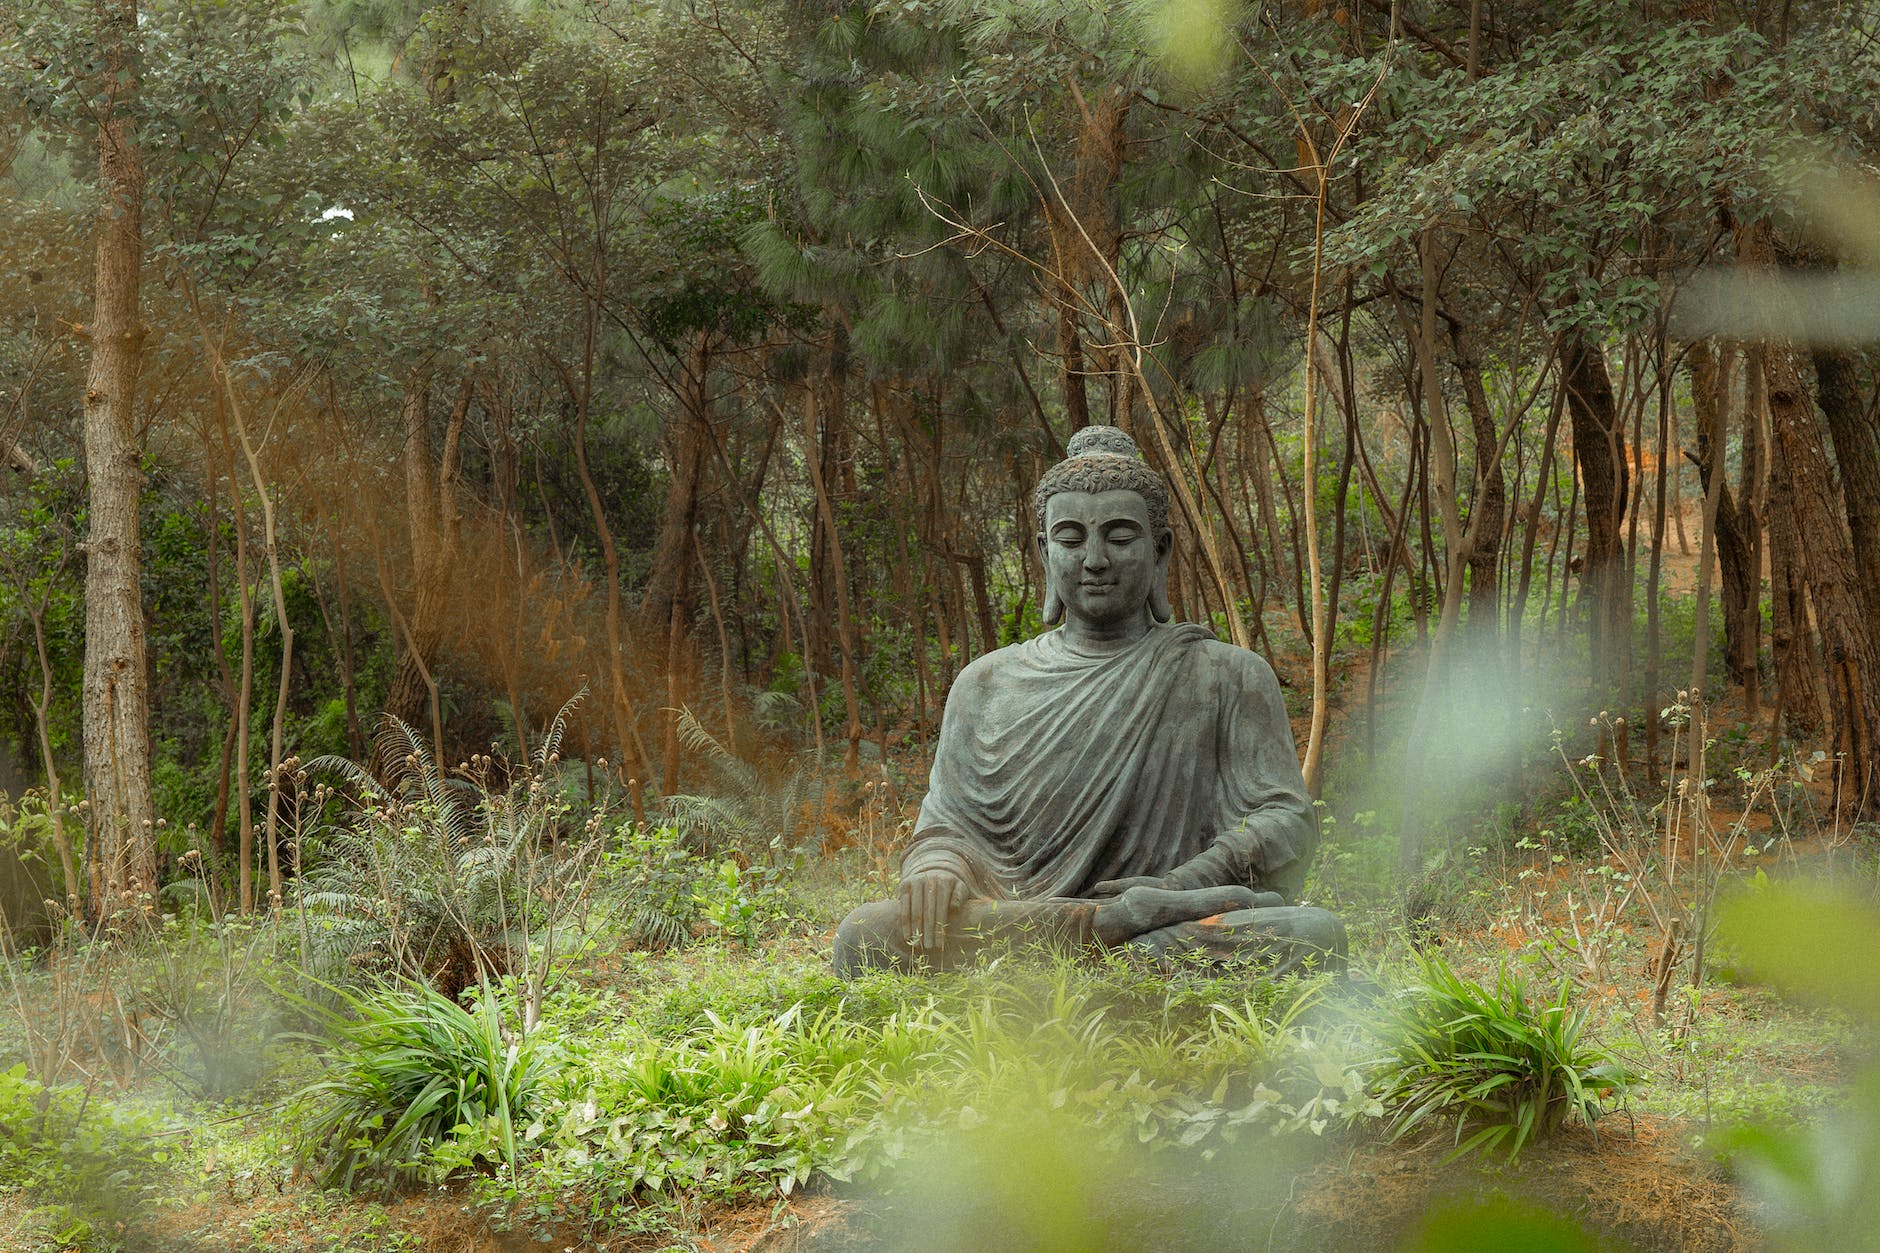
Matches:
[832,892,1347,979]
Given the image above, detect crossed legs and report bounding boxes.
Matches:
[833,884,1346,978]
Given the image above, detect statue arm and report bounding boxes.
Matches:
[896,656,1017,895]
[1160,649,1317,899]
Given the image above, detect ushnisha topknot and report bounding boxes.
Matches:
[1033,425,1171,534]
[1065,425,1141,459]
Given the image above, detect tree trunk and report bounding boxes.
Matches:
[203,459,235,862]
[1741,348,1768,716]
[802,349,864,772]
[1688,343,1759,692]
[1243,389,1288,618]
[384,375,470,733]
[1765,446,1828,740]
[219,417,258,913]
[1814,345,1880,626]
[641,334,710,640]
[1451,321,1507,639]
[81,0,156,920]
[1746,224,1880,808]
[1508,382,1564,661]
[1560,327,1629,695]
[28,587,82,916]
[644,334,713,795]
[1766,346,1880,798]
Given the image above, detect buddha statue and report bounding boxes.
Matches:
[833,427,1347,977]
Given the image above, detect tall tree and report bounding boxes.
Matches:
[80,0,156,914]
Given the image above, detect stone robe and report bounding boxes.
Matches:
[902,623,1316,903]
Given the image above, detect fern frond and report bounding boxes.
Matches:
[674,706,764,797]
[374,716,433,785]
[626,902,689,952]
[302,754,392,804]
[534,685,588,775]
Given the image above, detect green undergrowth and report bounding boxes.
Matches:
[302,957,1386,1239]
[271,942,1651,1245]
[0,1063,174,1249]
[4,802,1872,1251]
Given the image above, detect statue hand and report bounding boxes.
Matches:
[898,869,968,953]
[1090,875,1168,897]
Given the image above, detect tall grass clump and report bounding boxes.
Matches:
[291,981,560,1192]
[1378,952,1635,1158]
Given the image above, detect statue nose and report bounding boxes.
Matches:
[1084,540,1110,570]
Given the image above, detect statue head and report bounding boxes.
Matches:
[1033,426,1174,629]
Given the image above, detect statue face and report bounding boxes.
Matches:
[1039,489,1169,633]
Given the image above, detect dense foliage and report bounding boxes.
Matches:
[0,0,1876,917]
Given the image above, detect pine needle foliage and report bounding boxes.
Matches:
[1376,952,1636,1160]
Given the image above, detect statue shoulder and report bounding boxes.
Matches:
[942,640,1028,702]
[1195,639,1283,692]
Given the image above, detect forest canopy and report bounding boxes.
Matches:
[1,0,1878,920]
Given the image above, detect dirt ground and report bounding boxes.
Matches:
[742,1114,1754,1252]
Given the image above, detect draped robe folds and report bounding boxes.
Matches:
[903,623,1317,903]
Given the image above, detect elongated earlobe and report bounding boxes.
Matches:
[1150,534,1172,623]
[1043,587,1064,625]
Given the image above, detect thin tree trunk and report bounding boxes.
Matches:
[1451,322,1507,638]
[1766,449,1828,739]
[697,547,736,742]
[1729,346,1759,718]
[328,511,363,761]
[226,465,257,914]
[27,583,81,915]
[385,376,471,733]
[1244,389,1288,620]
[1644,334,1673,771]
[1689,343,1758,695]
[204,458,236,861]
[802,353,864,773]
[1509,381,1565,658]
[1814,345,1880,626]
[231,401,292,911]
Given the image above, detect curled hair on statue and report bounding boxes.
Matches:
[1031,426,1171,535]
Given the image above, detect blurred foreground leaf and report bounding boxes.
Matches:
[1716,884,1880,1012]
[1408,1194,1599,1253]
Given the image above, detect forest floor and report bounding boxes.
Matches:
[6,805,1867,1253]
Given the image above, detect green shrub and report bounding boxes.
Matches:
[602,823,706,952]
[0,1062,171,1249]
[291,982,564,1192]
[123,909,293,1100]
[1377,952,1635,1158]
